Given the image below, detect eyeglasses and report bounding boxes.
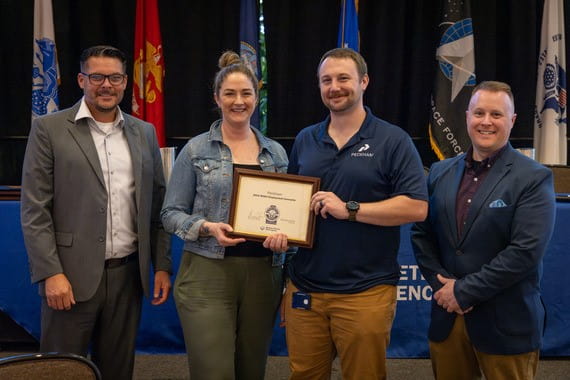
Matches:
[80,72,126,86]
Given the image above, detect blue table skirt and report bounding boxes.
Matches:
[2,201,569,357]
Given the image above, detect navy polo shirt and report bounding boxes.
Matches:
[288,107,428,293]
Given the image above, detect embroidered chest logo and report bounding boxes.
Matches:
[351,143,374,157]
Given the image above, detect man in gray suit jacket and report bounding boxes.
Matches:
[411,81,555,380]
[21,45,171,379]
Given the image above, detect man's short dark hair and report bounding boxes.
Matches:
[317,48,368,79]
[79,45,127,73]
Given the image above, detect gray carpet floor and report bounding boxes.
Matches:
[2,351,569,379]
[131,355,569,380]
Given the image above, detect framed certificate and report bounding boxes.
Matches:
[228,168,320,248]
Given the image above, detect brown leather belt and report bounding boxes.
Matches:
[105,252,138,268]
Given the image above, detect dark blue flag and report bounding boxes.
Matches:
[429,0,476,159]
[240,0,261,128]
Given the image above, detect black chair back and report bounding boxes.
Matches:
[0,352,101,380]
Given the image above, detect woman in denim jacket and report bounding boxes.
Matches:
[161,51,289,380]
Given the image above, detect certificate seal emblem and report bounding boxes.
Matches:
[265,205,280,225]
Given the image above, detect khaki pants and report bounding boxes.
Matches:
[430,315,539,380]
[284,282,397,380]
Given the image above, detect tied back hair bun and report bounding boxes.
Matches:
[218,51,242,69]
[213,50,259,98]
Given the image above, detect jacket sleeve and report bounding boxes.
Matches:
[160,141,205,241]
[20,117,63,282]
[147,124,172,273]
[410,164,455,292]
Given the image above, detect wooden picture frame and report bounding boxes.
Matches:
[228,168,320,248]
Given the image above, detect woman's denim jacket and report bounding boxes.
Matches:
[161,120,289,259]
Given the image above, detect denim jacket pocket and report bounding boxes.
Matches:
[192,158,222,215]
[193,159,221,183]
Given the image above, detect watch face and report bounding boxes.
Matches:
[346,201,360,211]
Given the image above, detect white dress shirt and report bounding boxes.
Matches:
[76,98,137,259]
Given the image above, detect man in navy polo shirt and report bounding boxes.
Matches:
[284,47,428,380]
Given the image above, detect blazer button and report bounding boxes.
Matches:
[99,207,105,213]
[455,250,463,256]
[98,236,104,242]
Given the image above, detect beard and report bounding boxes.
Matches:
[94,91,123,112]
[324,92,358,113]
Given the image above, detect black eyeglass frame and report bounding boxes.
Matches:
[80,72,127,86]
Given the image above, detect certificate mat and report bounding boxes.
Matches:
[228,168,320,248]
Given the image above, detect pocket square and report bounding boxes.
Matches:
[489,199,507,208]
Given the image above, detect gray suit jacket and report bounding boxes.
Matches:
[21,101,171,301]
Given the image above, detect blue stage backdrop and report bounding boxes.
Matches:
[1,200,569,357]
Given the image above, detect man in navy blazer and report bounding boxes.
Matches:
[411,81,556,380]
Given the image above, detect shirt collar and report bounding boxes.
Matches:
[75,97,125,128]
[316,106,375,143]
[464,144,507,170]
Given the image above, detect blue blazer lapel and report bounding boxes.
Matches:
[444,158,465,243]
[459,147,514,243]
[66,106,106,188]
[124,119,142,212]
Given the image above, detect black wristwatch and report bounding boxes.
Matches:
[346,201,360,222]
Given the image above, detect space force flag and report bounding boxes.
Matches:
[132,0,166,147]
[32,0,60,119]
[429,0,476,160]
[338,0,359,51]
[534,0,567,165]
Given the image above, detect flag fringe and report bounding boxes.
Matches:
[429,124,446,161]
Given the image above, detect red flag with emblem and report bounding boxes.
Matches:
[132,0,166,147]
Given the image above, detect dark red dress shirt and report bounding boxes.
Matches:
[455,145,507,237]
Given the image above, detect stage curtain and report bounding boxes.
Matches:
[1,0,569,184]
